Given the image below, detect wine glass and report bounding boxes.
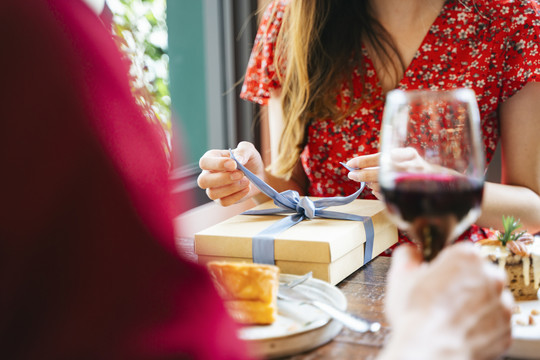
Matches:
[379,89,485,261]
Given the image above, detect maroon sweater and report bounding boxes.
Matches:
[0,0,249,359]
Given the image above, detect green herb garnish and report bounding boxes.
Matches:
[498,215,526,246]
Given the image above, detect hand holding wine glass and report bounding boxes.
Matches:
[379,89,485,261]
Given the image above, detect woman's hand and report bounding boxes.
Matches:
[345,149,453,199]
[197,141,265,206]
[379,243,513,360]
[344,153,382,198]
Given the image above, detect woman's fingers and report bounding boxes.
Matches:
[197,169,245,190]
[347,167,379,182]
[214,186,251,207]
[197,142,263,206]
[232,141,265,176]
[232,141,256,164]
[199,149,236,172]
[346,152,380,169]
[206,180,251,206]
[390,147,420,162]
[345,153,381,184]
[346,167,382,198]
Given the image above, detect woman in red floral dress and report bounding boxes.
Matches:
[198,0,540,249]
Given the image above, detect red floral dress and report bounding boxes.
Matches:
[241,0,540,249]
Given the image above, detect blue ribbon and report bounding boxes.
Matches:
[229,150,375,265]
[340,161,359,172]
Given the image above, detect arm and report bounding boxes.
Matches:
[477,82,540,233]
[0,1,249,359]
[264,89,309,196]
[268,88,285,164]
[346,84,540,234]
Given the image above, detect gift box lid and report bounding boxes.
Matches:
[195,199,394,264]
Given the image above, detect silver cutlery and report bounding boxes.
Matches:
[281,271,313,289]
[278,274,381,333]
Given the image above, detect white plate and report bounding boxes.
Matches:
[238,274,347,359]
[507,299,540,359]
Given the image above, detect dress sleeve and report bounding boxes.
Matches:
[499,0,540,101]
[240,0,287,105]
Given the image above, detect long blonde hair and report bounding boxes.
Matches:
[269,0,403,179]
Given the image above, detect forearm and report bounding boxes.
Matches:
[477,181,540,233]
[487,82,540,234]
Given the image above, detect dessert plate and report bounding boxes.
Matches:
[238,274,347,359]
[507,299,540,359]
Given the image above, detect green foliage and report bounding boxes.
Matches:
[497,215,526,246]
[107,0,170,137]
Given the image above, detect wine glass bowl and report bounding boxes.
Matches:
[379,89,485,261]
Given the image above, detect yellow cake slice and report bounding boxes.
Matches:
[207,261,280,325]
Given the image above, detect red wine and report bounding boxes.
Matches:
[381,174,484,261]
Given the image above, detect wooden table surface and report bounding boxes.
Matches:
[177,237,523,360]
[178,236,390,359]
[284,256,391,360]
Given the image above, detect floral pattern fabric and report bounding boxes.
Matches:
[241,0,540,246]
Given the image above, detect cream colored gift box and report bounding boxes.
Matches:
[195,199,398,285]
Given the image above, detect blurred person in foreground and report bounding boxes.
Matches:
[0,0,512,359]
[0,0,248,358]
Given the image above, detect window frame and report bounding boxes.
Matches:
[168,0,260,214]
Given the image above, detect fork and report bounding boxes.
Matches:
[281,271,313,289]
[278,274,381,333]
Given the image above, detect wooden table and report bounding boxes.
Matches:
[279,259,525,360]
[284,257,391,360]
[178,236,391,359]
[177,238,521,360]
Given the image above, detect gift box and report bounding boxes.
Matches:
[195,199,397,285]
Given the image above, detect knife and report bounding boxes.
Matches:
[277,285,381,333]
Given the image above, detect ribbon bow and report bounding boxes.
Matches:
[229,150,375,265]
